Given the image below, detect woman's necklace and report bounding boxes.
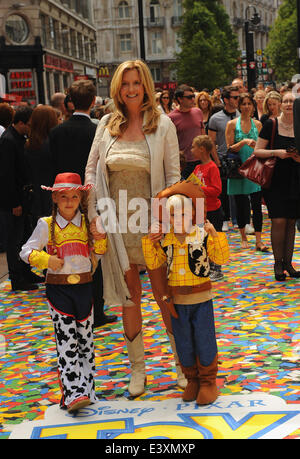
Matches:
[279,116,293,130]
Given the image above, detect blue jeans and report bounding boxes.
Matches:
[171,300,218,367]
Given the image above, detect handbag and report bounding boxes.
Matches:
[238,118,276,189]
[220,149,242,179]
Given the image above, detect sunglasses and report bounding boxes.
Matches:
[230,95,239,100]
[183,94,195,100]
[162,96,170,99]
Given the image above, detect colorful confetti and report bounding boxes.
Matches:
[0,212,299,439]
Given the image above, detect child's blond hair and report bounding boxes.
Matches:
[192,135,213,153]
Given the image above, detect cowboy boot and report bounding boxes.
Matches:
[196,354,219,405]
[179,363,200,402]
[167,331,187,389]
[124,331,146,397]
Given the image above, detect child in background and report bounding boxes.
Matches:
[20,173,107,413]
[142,181,229,405]
[189,135,224,281]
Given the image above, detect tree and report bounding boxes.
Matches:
[265,0,298,82]
[173,0,240,90]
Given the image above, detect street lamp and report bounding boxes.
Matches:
[138,0,146,60]
[245,5,261,90]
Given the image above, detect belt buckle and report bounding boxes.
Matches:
[67,274,81,284]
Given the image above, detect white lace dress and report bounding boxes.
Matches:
[106,139,151,264]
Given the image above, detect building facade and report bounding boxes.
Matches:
[94,0,282,95]
[94,0,183,95]
[0,0,97,104]
[221,0,282,52]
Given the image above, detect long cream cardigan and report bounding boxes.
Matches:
[85,112,180,306]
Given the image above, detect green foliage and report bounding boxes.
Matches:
[173,0,240,90]
[265,0,298,82]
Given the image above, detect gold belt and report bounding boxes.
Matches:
[46,272,92,285]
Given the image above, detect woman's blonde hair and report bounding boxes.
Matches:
[195,91,212,113]
[263,91,282,115]
[107,60,161,136]
[254,89,266,101]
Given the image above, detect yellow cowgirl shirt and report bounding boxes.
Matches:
[142,226,229,304]
[20,210,107,275]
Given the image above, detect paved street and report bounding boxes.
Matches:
[0,216,299,439]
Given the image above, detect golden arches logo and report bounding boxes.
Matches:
[98,67,109,78]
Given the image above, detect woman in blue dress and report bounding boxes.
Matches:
[225,93,268,251]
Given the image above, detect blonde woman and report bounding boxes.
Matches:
[85,60,183,397]
[196,91,212,132]
[260,91,282,125]
[253,89,266,120]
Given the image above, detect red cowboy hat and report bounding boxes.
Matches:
[41,172,93,192]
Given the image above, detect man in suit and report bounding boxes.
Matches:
[49,80,117,327]
[0,106,43,291]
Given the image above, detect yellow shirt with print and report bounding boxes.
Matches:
[142,226,229,304]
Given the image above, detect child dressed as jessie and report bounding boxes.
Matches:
[20,172,107,413]
[142,181,229,405]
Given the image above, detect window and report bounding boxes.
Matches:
[118,1,130,18]
[120,33,132,52]
[40,14,47,47]
[173,0,182,17]
[53,20,61,51]
[84,39,91,62]
[151,32,162,54]
[70,29,77,57]
[77,33,84,59]
[174,31,181,53]
[41,15,52,48]
[61,25,69,55]
[91,42,96,63]
[150,67,161,82]
[150,0,160,22]
[54,73,60,93]
[49,17,55,42]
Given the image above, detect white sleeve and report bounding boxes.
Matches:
[163,117,181,187]
[20,218,49,263]
[85,115,111,221]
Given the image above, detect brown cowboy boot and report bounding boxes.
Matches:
[196,354,219,405]
[179,363,200,402]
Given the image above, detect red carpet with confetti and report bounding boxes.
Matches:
[0,214,300,439]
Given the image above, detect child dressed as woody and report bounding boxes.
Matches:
[20,173,107,413]
[142,181,229,405]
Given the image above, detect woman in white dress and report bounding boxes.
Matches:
[85,60,184,397]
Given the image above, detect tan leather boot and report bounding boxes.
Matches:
[196,354,219,405]
[124,332,146,397]
[180,364,199,401]
[167,331,187,389]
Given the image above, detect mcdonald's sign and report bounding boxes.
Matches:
[98,66,110,78]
